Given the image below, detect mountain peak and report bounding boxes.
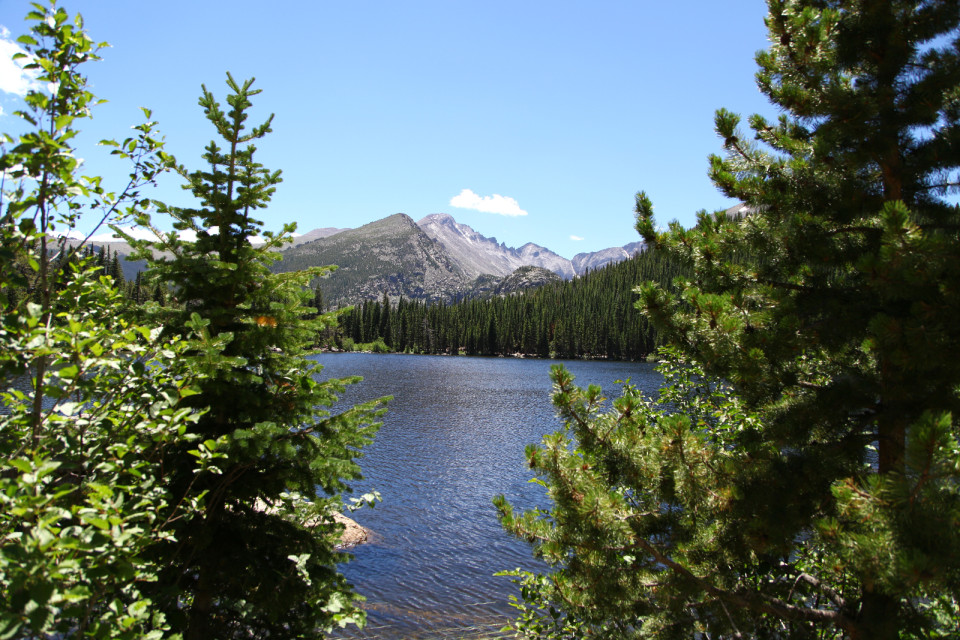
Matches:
[274,213,466,305]
[380,212,418,227]
[418,216,575,280]
[518,242,549,251]
[418,213,457,225]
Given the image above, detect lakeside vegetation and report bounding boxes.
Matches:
[0,6,385,638]
[495,1,960,638]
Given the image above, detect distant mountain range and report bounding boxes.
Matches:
[69,212,645,305]
[273,213,644,305]
[417,213,645,279]
[61,225,349,282]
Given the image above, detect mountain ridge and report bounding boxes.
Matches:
[66,212,645,304]
[274,212,643,305]
[415,212,640,279]
[416,213,578,280]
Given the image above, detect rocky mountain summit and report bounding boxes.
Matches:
[275,213,468,304]
[416,213,642,279]
[572,241,645,274]
[417,214,575,279]
[494,265,561,294]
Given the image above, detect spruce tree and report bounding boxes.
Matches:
[129,75,386,638]
[499,1,960,638]
[109,252,124,285]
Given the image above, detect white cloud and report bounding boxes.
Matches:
[570,235,584,241]
[89,226,162,242]
[87,225,271,246]
[449,188,528,217]
[0,26,45,97]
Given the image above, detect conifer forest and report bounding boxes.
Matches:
[330,249,683,360]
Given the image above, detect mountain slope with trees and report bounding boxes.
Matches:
[74,211,650,307]
[274,213,471,304]
[276,213,589,306]
[331,248,684,360]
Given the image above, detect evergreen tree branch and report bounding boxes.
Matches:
[626,533,856,633]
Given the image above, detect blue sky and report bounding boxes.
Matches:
[0,0,776,258]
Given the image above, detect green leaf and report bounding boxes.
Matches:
[58,364,79,379]
[8,458,36,474]
[79,513,110,530]
[61,585,92,602]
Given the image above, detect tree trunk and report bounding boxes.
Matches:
[854,589,899,640]
[186,559,214,640]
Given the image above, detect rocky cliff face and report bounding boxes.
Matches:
[418,213,643,279]
[274,214,578,305]
[494,265,561,295]
[572,241,645,274]
[418,213,575,279]
[516,243,575,279]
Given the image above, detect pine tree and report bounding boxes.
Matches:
[132,270,144,304]
[312,282,324,316]
[499,1,960,638]
[109,252,124,285]
[129,74,386,638]
[379,291,391,346]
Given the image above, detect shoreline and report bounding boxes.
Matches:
[311,347,654,363]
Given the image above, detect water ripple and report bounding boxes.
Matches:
[315,354,661,638]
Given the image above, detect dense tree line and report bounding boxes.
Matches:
[2,240,167,310]
[82,246,169,305]
[328,247,685,360]
[67,239,681,362]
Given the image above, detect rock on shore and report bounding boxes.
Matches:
[334,512,370,548]
[251,499,371,548]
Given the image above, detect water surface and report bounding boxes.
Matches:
[314,353,661,638]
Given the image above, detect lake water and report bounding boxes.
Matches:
[312,353,662,639]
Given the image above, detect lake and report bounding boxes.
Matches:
[312,353,662,639]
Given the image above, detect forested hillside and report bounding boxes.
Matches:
[331,247,685,359]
